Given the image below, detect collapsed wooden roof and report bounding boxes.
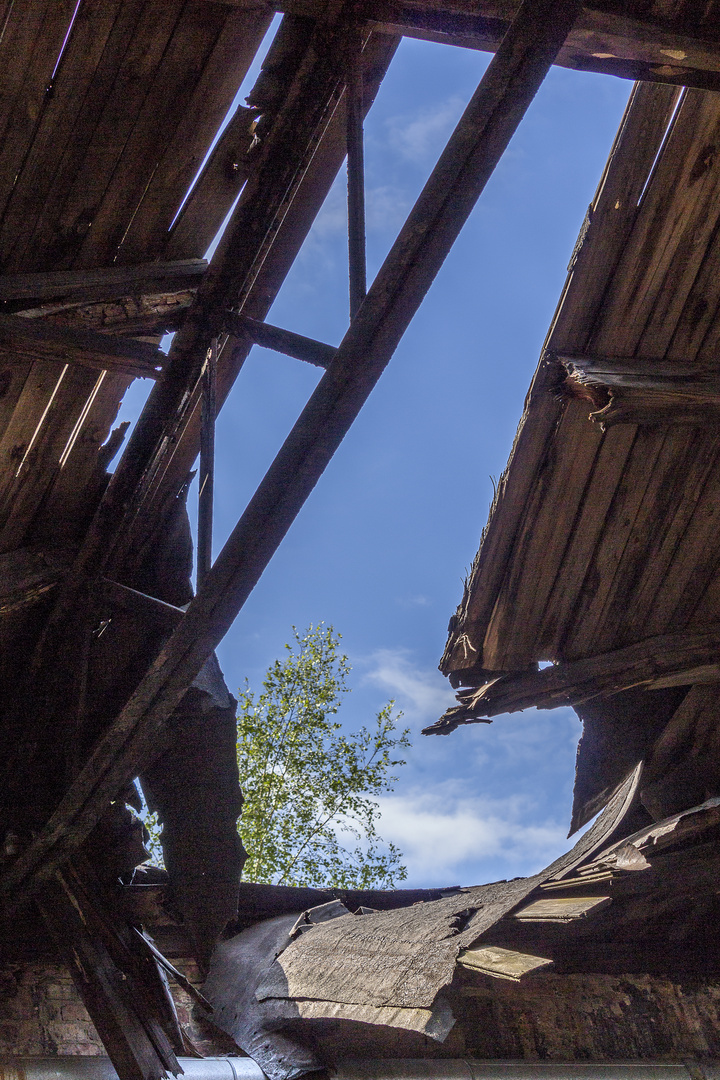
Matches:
[203,779,720,1079]
[435,74,720,832]
[4,1,720,1078]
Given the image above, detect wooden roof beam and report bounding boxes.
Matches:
[560,352,720,427]
[0,312,165,380]
[424,625,720,735]
[0,259,206,305]
[0,0,582,912]
[224,311,336,368]
[278,0,720,91]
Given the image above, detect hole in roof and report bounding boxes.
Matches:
[168,13,283,232]
[105,31,630,886]
[51,0,83,82]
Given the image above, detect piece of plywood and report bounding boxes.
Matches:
[458,945,552,981]
[513,896,611,922]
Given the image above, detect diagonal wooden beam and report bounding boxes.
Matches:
[0,0,581,911]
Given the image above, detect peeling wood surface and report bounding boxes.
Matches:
[441,83,720,683]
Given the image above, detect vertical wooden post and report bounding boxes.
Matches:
[346,27,367,320]
[197,338,217,588]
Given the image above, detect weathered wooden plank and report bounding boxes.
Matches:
[32,373,133,552]
[603,433,720,648]
[0,1,79,230]
[0,312,164,379]
[481,399,605,670]
[21,1,186,273]
[598,91,720,357]
[115,5,272,264]
[74,2,236,269]
[166,105,257,260]
[0,364,101,553]
[426,626,720,733]
[458,945,552,981]
[0,357,34,445]
[642,450,720,635]
[0,259,206,302]
[0,0,127,269]
[513,896,611,921]
[567,428,711,657]
[0,362,75,507]
[538,422,637,660]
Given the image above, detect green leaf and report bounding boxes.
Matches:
[236,625,410,888]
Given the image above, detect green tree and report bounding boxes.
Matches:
[237,625,411,888]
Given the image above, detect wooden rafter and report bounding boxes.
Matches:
[0,259,207,304]
[0,312,165,379]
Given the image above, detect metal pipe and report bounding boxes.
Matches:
[1,1059,717,1080]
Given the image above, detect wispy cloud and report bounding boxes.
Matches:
[384,96,466,165]
[396,594,431,608]
[375,785,567,886]
[363,647,455,726]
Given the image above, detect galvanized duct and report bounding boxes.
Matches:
[2,1059,720,1080]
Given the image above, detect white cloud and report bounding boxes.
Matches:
[366,185,410,233]
[363,647,455,726]
[396,594,431,608]
[384,97,466,165]
[375,785,567,886]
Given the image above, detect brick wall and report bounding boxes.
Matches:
[0,960,237,1058]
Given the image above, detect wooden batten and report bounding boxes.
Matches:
[279,0,720,90]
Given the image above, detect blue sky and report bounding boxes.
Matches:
[121,34,631,888]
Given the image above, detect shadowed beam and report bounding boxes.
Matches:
[0,0,581,911]
[0,259,207,304]
[0,312,165,379]
[224,311,336,368]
